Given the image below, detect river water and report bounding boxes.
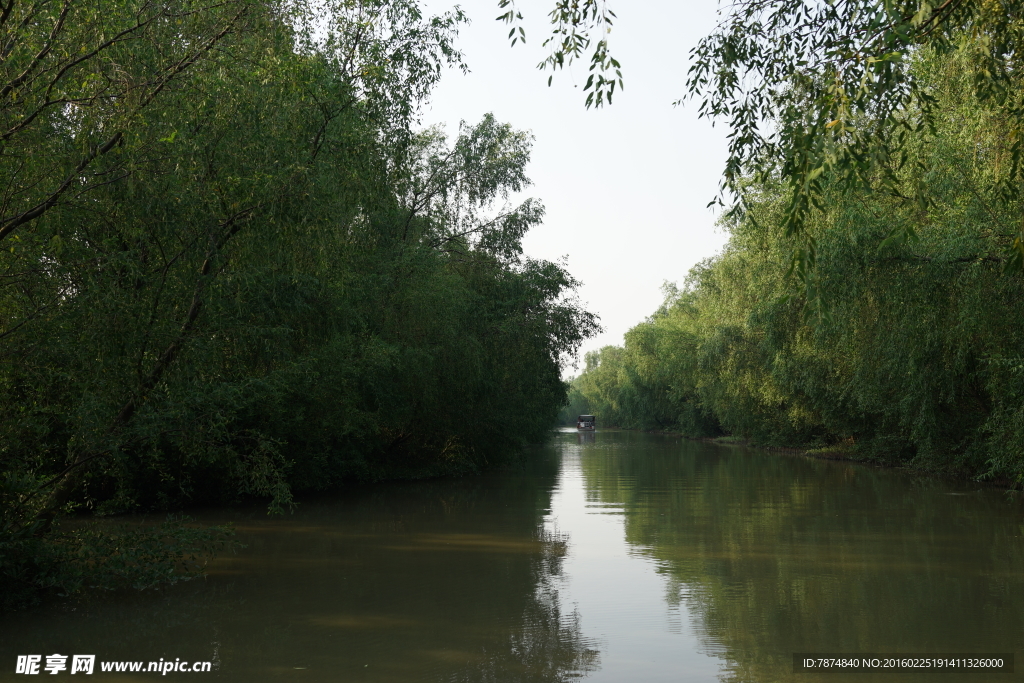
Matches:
[2,430,1023,682]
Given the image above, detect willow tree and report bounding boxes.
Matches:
[502,0,1024,280]
[0,0,259,245]
[2,0,601,608]
[567,45,1024,477]
[0,0,469,605]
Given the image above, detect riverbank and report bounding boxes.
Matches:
[620,429,1024,492]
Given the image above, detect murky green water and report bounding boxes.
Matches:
[3,431,1023,681]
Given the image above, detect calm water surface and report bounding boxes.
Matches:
[2,430,1023,682]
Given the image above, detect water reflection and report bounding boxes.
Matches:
[575,431,596,445]
[4,432,1022,683]
[571,432,1024,683]
[0,450,599,682]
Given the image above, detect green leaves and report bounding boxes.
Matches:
[681,0,1024,288]
[497,0,622,109]
[1,0,600,609]
[0,0,258,244]
[569,54,1024,478]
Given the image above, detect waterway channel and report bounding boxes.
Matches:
[2,430,1023,682]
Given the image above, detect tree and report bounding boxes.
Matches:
[685,0,1024,272]
[504,0,1024,279]
[0,0,470,603]
[0,0,256,245]
[566,48,1024,478]
[1,0,603,609]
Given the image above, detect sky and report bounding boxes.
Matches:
[418,0,731,376]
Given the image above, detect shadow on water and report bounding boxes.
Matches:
[569,430,1024,683]
[6,430,1022,683]
[0,447,599,682]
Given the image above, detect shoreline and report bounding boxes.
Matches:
[610,428,1024,493]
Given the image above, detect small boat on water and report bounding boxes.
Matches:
[576,414,596,431]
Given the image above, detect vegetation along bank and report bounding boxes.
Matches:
[0,0,598,609]
[562,45,1024,487]
[10,0,1024,609]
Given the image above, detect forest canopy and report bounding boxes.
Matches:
[564,42,1024,485]
[0,0,598,608]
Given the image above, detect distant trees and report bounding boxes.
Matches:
[568,45,1024,483]
[1,0,598,607]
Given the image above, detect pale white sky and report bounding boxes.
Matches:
[419,1,730,375]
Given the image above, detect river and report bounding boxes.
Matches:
[2,430,1022,681]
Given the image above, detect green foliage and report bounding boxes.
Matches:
[497,0,622,108]
[517,0,1024,290]
[569,46,1024,482]
[0,0,598,608]
[685,0,1024,254]
[0,0,256,243]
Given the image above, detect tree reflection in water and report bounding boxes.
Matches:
[0,448,599,683]
[576,433,1024,683]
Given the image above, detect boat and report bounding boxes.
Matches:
[576,414,596,431]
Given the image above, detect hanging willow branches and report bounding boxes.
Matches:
[508,0,1024,284]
